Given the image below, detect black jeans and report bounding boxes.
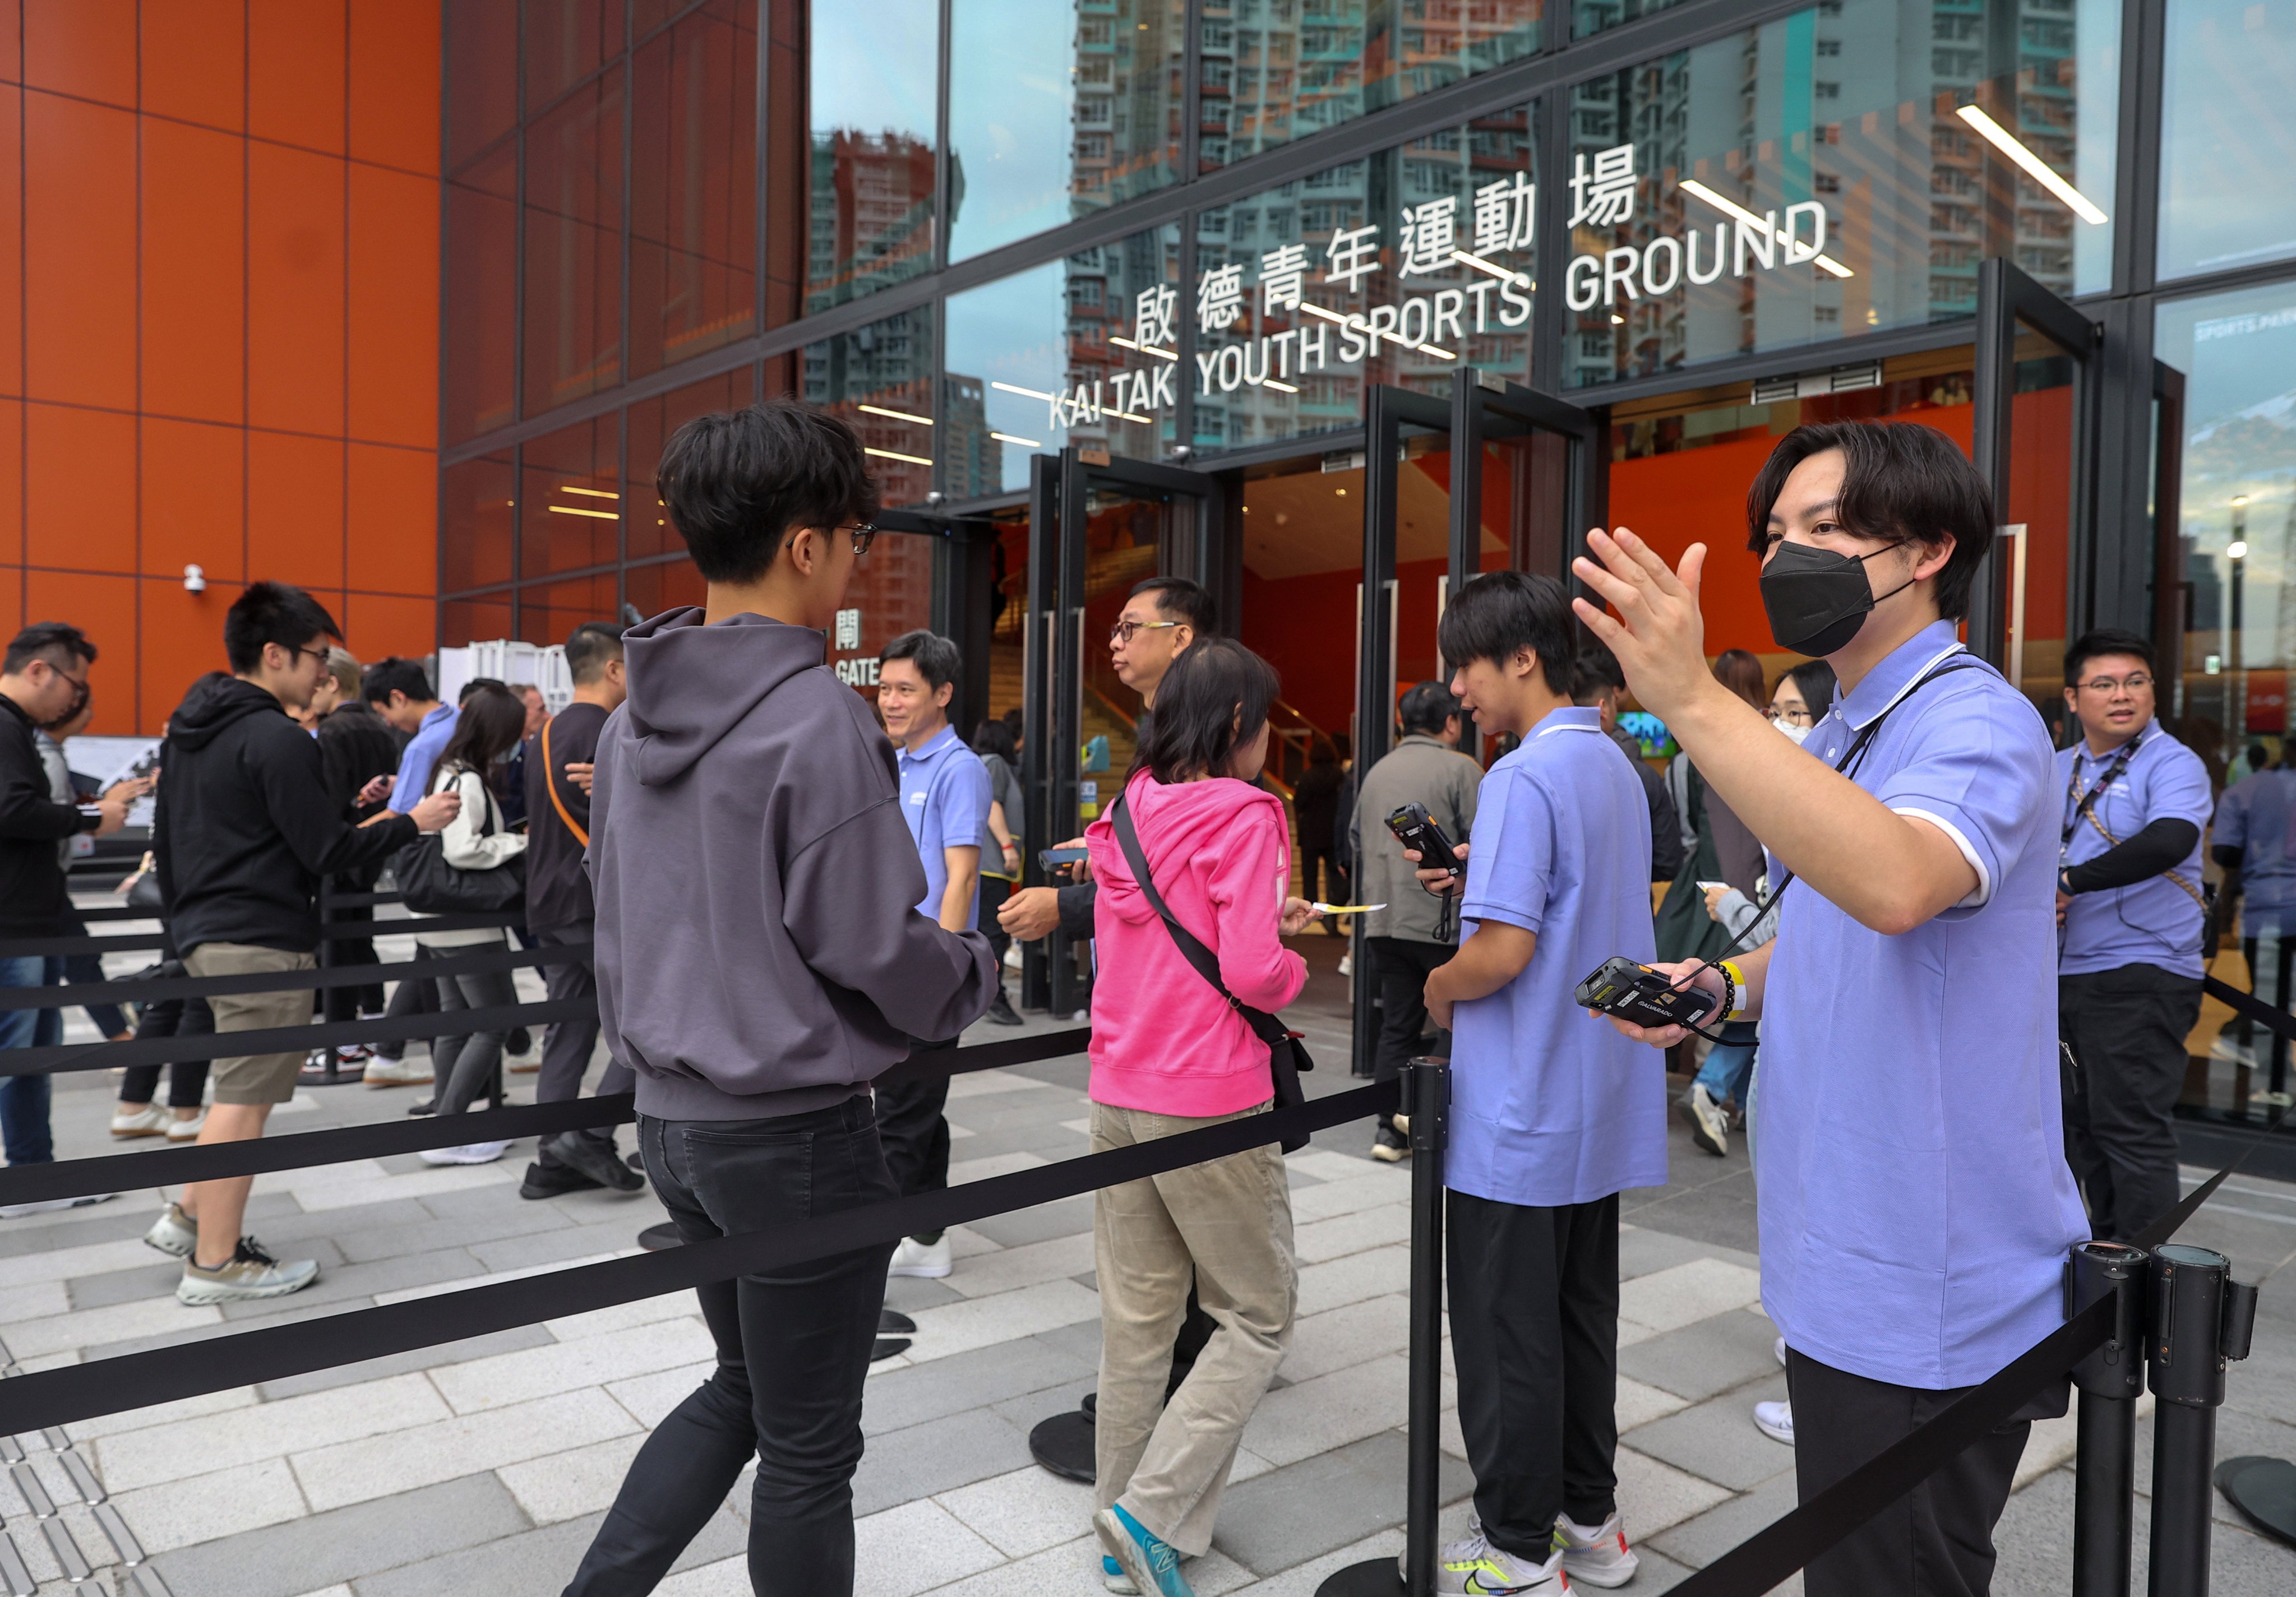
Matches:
[533,924,635,1166]
[876,1038,953,1202]
[2059,962,2202,1242]
[1446,1189,1621,1555]
[1368,937,1449,1130]
[373,943,438,1061]
[120,976,212,1108]
[430,962,519,1115]
[564,1095,895,1596]
[1788,1348,2062,1597]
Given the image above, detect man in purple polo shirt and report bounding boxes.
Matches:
[2054,628,2212,1243]
[1573,420,2086,1597]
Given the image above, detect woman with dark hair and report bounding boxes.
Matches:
[411,682,528,1164]
[1082,638,1317,1595]
[1654,650,1772,970]
[1290,735,1348,934]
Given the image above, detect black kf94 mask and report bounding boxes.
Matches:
[1758,539,1917,657]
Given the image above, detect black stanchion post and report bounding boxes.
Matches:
[1318,1056,1449,1597]
[2067,1240,2146,1597]
[2146,1244,2258,1597]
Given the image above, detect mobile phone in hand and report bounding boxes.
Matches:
[1385,803,1462,876]
[1038,846,1087,870]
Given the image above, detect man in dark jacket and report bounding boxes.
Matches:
[147,583,458,1305]
[1570,641,1686,883]
[0,623,133,1201]
[518,621,640,1200]
[566,400,993,1596]
[313,649,401,1043]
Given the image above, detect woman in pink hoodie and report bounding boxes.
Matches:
[1083,638,1314,1597]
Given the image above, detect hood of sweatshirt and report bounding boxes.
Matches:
[621,607,829,786]
[1092,771,1291,927]
[167,673,287,751]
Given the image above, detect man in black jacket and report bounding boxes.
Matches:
[0,624,133,1201]
[313,649,401,1047]
[147,583,459,1305]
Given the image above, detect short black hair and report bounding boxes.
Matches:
[880,629,961,699]
[1746,421,1993,622]
[3,622,96,677]
[1135,638,1279,784]
[655,399,881,584]
[224,581,340,674]
[1437,570,1573,693]
[565,622,626,685]
[362,656,434,705]
[972,718,1017,765]
[1398,679,1461,735]
[1130,576,1218,637]
[460,675,506,705]
[1568,640,1625,703]
[1781,658,1839,720]
[2063,628,2155,687]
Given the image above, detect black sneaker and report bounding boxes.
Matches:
[1371,1124,1410,1163]
[507,1027,534,1056]
[519,1161,604,1201]
[985,991,1024,1027]
[406,1097,436,1117]
[549,1131,645,1192]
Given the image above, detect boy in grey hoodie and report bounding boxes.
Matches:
[564,401,995,1597]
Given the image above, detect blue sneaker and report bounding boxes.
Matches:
[1094,1505,1194,1597]
[1102,1553,1139,1594]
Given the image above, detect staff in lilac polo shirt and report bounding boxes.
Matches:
[2054,629,2213,1243]
[1573,420,2087,1597]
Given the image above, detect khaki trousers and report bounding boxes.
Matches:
[1091,1098,1296,1558]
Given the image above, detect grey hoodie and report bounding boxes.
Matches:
[591,608,996,1122]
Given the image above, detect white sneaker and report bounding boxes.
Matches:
[1554,1510,1640,1589]
[2211,1034,2258,1068]
[1754,1399,1795,1445]
[1773,1335,1787,1369]
[363,1055,434,1087]
[177,1237,318,1304]
[1337,953,1353,978]
[419,1141,510,1166]
[1003,945,1023,972]
[167,1112,206,1142]
[0,1191,115,1219]
[110,1106,169,1138]
[1680,1082,1729,1157]
[1402,1525,1567,1594]
[889,1233,953,1278]
[144,1201,197,1258]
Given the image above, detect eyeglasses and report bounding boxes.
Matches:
[1770,706,1815,728]
[292,646,332,670]
[2076,673,2152,695]
[782,524,878,556]
[1110,619,1180,646]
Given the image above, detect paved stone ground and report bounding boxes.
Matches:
[0,919,2287,1595]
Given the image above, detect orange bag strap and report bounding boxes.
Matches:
[541,715,589,849]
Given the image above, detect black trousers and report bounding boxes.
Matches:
[2059,963,2202,1242]
[565,1096,894,1596]
[533,923,635,1167]
[2235,931,2296,1088]
[877,1037,953,1231]
[373,943,438,1061]
[1300,844,1348,931]
[1788,1349,2062,1597]
[119,980,212,1108]
[1446,1189,1620,1554]
[1368,937,1449,1131]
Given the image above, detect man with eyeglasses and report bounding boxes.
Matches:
[2054,628,2212,1242]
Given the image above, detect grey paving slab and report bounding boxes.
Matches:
[65,1260,187,1312]
[147,1474,533,1597]
[1212,1432,1471,1575]
[0,1192,301,1261]
[330,1200,577,1264]
[861,1336,1096,1437]
[214,1245,486,1318]
[354,1503,746,1597]
[1617,1226,1721,1283]
[851,1406,1034,1519]
[466,1216,651,1272]
[257,1325,558,1400]
[883,1275,964,1313]
[1624,1376,1795,1493]
[1644,1466,1797,1569]
[987,1375,1094,1437]
[967,1194,1096,1249]
[1618,1309,1784,1405]
[1029,1319,1106,1371]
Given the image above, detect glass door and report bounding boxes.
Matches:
[1021,448,1221,1017]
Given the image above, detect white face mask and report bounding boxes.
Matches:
[1772,718,1811,746]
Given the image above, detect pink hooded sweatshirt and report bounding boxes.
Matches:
[1084,769,1309,1117]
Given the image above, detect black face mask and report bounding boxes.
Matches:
[1758,539,1918,657]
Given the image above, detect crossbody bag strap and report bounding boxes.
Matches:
[540,717,589,848]
[1109,792,1291,1049]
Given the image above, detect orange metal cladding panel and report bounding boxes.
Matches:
[141,577,229,735]
[140,0,250,133]
[348,0,441,175]
[141,118,248,427]
[345,442,436,595]
[247,0,347,155]
[21,0,135,108]
[0,400,20,563]
[0,86,18,395]
[24,93,136,411]
[0,1,20,83]
[25,402,134,573]
[140,416,246,586]
[25,569,135,732]
[0,568,17,636]
[341,591,436,661]
[348,164,440,449]
[246,429,346,591]
[247,143,347,436]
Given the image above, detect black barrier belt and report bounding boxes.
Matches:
[0,941,592,1011]
[0,1076,1389,1433]
[0,910,524,959]
[0,998,592,1077]
[0,1025,1093,1208]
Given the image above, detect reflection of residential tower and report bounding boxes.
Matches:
[807,129,936,313]
[804,311,934,504]
[943,374,994,501]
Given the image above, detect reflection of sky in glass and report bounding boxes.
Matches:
[2159,0,2296,281]
[948,0,1075,260]
[945,262,1070,491]
[811,0,937,139]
